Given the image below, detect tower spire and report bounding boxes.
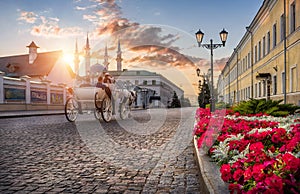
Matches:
[103,44,109,71]
[116,39,122,71]
[84,32,91,77]
[74,38,80,75]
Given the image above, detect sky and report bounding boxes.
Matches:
[0,0,264,102]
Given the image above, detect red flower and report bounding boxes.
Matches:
[263,189,282,194]
[271,128,287,143]
[249,142,264,153]
[264,174,283,192]
[233,169,244,182]
[286,136,300,152]
[281,153,300,172]
[220,164,232,182]
[252,164,265,181]
[228,183,242,194]
[244,167,252,181]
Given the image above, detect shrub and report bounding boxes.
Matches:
[232,99,300,117]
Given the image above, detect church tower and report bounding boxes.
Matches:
[73,39,80,75]
[116,39,122,71]
[27,41,39,64]
[84,33,91,76]
[103,45,110,71]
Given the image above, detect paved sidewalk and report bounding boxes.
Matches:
[0,108,156,118]
[0,110,64,118]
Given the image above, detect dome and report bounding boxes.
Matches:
[90,63,107,74]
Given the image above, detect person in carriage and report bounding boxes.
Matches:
[96,73,116,114]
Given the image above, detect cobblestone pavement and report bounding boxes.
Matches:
[0,107,203,193]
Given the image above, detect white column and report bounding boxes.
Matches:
[58,83,67,105]
[21,75,31,104]
[42,79,52,105]
[46,82,51,105]
[0,71,4,103]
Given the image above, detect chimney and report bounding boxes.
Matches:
[26,41,39,64]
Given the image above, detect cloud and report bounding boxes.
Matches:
[17,11,37,24]
[124,45,205,69]
[75,6,87,10]
[83,14,97,22]
[30,15,82,37]
[75,4,97,11]
[214,57,229,71]
[154,12,160,16]
[82,0,205,70]
[17,9,83,37]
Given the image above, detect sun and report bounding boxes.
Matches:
[63,53,74,69]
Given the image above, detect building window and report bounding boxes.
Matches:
[248,87,250,99]
[143,80,147,85]
[273,23,277,48]
[262,36,266,56]
[273,75,277,95]
[258,82,261,97]
[280,14,285,41]
[290,2,296,33]
[255,45,257,62]
[291,66,297,92]
[262,81,266,97]
[152,80,156,85]
[255,83,257,98]
[258,41,261,60]
[282,72,285,93]
[267,31,271,53]
[135,80,139,85]
[248,53,251,68]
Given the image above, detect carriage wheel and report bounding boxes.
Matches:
[94,108,101,120]
[65,97,79,122]
[94,92,102,110]
[100,96,113,122]
[119,102,130,120]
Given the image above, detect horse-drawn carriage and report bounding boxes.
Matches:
[64,81,136,122]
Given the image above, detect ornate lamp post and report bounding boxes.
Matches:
[195,28,228,112]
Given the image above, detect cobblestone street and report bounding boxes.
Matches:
[0,107,202,193]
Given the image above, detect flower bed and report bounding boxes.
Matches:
[194,108,300,194]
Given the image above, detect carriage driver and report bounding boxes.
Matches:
[96,74,116,114]
[103,72,114,84]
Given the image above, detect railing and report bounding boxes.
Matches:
[0,72,67,111]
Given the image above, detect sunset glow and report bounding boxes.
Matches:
[0,0,264,103]
[63,53,74,70]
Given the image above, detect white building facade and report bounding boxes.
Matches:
[109,70,184,108]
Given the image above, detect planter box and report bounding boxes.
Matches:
[193,136,229,194]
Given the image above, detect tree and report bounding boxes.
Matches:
[198,80,210,108]
[171,91,181,108]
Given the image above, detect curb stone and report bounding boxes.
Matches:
[193,136,229,194]
[0,110,64,118]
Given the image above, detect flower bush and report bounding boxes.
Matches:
[194,108,300,194]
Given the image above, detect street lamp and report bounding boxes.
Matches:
[195,28,228,112]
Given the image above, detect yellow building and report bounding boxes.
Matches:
[218,0,300,105]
